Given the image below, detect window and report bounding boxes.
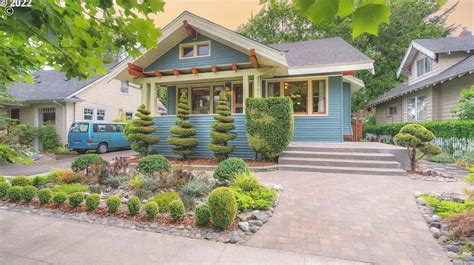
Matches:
[179,41,211,59]
[416,57,432,77]
[120,81,130,94]
[197,44,209,56]
[93,124,107,133]
[284,81,308,114]
[182,46,194,58]
[386,105,397,117]
[10,108,19,120]
[191,87,210,114]
[407,95,427,121]
[38,107,56,124]
[312,80,326,114]
[96,109,106,121]
[69,123,89,133]
[267,82,280,97]
[84,108,106,121]
[125,112,133,120]
[84,108,94,120]
[233,84,244,113]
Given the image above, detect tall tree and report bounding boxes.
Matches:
[168,92,198,159]
[209,90,236,161]
[238,0,454,110]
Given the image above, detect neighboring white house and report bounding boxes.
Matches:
[368,35,474,124]
[2,60,142,144]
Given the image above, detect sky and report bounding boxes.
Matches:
[153,0,474,35]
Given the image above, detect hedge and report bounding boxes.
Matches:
[245,97,294,161]
[364,120,474,139]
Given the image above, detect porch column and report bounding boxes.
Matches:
[140,83,147,108]
[149,83,157,116]
[254,74,262,98]
[242,74,249,112]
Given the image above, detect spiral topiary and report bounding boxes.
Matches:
[209,90,236,161]
[125,104,160,156]
[168,92,198,159]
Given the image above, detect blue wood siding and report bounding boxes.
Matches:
[150,114,255,159]
[167,86,177,115]
[145,34,250,72]
[342,82,353,135]
[293,76,343,142]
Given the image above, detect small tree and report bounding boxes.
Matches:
[451,86,474,120]
[209,90,236,161]
[167,92,198,159]
[125,104,160,156]
[394,124,441,172]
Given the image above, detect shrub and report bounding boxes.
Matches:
[127,196,141,215]
[55,169,85,184]
[167,92,198,159]
[457,152,474,168]
[21,185,36,202]
[231,186,276,211]
[10,176,31,186]
[85,194,100,211]
[68,192,84,208]
[154,191,180,213]
[7,186,22,201]
[52,183,89,194]
[427,153,456,164]
[124,104,160,156]
[213,158,249,182]
[10,124,37,145]
[0,144,32,164]
[89,184,101,194]
[195,204,210,226]
[446,210,474,238]
[208,187,237,230]
[422,195,474,217]
[144,201,159,219]
[394,124,441,171]
[0,176,4,182]
[209,90,236,161]
[106,195,121,213]
[128,175,144,190]
[53,192,67,206]
[450,86,474,120]
[38,122,61,151]
[38,188,53,204]
[136,155,171,176]
[179,177,212,210]
[0,182,10,197]
[169,199,185,222]
[246,97,294,161]
[53,146,73,155]
[102,174,130,189]
[71,154,106,176]
[31,175,50,187]
[234,172,260,192]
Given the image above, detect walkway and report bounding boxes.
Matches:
[248,171,465,265]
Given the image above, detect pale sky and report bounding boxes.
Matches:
[153,0,474,35]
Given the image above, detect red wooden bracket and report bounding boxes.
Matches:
[172,69,180,76]
[192,67,200,74]
[250,49,259,68]
[231,64,238,71]
[211,65,218,73]
[183,20,197,39]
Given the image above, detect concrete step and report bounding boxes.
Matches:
[278,164,407,176]
[285,145,393,153]
[278,157,401,169]
[279,151,396,161]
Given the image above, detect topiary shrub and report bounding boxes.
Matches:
[7,186,22,201]
[0,182,10,197]
[127,196,141,216]
[246,97,294,161]
[234,172,260,192]
[195,204,210,226]
[38,188,53,204]
[136,155,171,176]
[394,124,442,171]
[71,154,106,176]
[21,185,36,202]
[124,104,160,156]
[209,90,236,161]
[168,92,198,159]
[144,201,159,219]
[169,199,185,222]
[213,157,249,182]
[85,193,100,211]
[208,187,237,230]
[10,176,31,186]
[106,195,121,213]
[153,191,179,213]
[68,192,84,208]
[53,192,67,207]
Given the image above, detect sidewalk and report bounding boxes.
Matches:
[0,210,367,265]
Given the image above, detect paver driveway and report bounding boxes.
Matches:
[248,171,465,265]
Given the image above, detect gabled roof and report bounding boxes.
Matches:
[369,55,474,107]
[397,35,474,77]
[8,61,123,103]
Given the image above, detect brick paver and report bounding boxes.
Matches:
[247,171,465,265]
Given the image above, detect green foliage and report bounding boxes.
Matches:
[465,173,474,184]
[106,195,121,213]
[144,201,159,219]
[209,90,236,161]
[230,186,276,211]
[0,176,4,182]
[195,204,211,226]
[0,144,32,164]
[168,92,198,159]
[427,153,456,164]
[422,195,474,217]
[38,188,53,204]
[234,172,260,192]
[179,177,213,210]
[457,152,474,168]
[31,175,51,188]
[208,187,237,230]
[53,192,68,207]
[394,124,441,171]
[21,185,36,202]
[71,154,106,173]
[169,199,185,222]
[125,105,160,156]
[127,196,141,216]
[85,194,100,211]
[153,191,180,213]
[0,182,10,197]
[89,184,102,194]
[451,86,474,120]
[37,123,61,151]
[246,97,294,161]
[68,192,84,208]
[10,124,37,145]
[213,158,249,182]
[102,174,130,189]
[10,176,31,186]
[52,183,89,194]
[7,186,22,201]
[136,155,171,175]
[128,175,145,190]
[53,146,73,155]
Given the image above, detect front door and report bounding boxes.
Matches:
[233,84,243,113]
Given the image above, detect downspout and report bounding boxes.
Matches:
[340,78,344,142]
[53,100,67,146]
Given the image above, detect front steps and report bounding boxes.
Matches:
[278,143,408,176]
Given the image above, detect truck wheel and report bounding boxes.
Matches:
[97,143,108,154]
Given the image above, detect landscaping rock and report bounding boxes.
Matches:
[230,233,240,244]
[447,252,460,260]
[249,220,264,227]
[461,252,473,261]
[452,260,464,265]
[438,235,447,243]
[249,225,259,233]
[429,222,441,229]
[430,227,441,238]
[432,215,441,222]
[271,184,283,191]
[447,245,459,253]
[416,198,427,206]
[238,222,250,232]
[250,210,260,219]
[414,191,423,198]
[237,212,252,221]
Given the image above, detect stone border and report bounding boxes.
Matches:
[128,163,279,172]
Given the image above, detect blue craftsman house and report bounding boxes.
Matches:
[115,11,374,159]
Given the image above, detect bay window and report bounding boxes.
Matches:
[407,95,427,121]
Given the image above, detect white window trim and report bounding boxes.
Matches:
[386,104,397,117]
[120,81,131,95]
[179,41,211,60]
[83,107,107,121]
[407,95,427,121]
[416,57,432,77]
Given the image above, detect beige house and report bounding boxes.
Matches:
[2,60,142,145]
[369,36,474,124]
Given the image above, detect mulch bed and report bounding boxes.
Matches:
[125,156,275,167]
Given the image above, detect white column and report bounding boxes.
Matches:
[242,75,249,112]
[254,74,262,98]
[149,83,157,116]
